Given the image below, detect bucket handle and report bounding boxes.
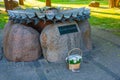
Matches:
[67,48,82,57]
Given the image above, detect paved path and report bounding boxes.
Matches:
[0,27,120,80]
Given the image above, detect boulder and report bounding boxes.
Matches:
[77,20,92,52]
[3,23,41,62]
[40,21,82,62]
[3,20,14,56]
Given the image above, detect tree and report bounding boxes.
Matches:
[4,0,9,11]
[109,0,120,8]
[19,0,24,5]
[4,0,24,11]
[115,0,120,7]
[109,0,115,8]
[46,0,51,6]
[4,0,18,11]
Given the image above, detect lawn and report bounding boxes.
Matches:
[0,0,120,36]
[0,11,8,29]
[89,7,120,36]
[0,2,8,29]
[38,0,108,5]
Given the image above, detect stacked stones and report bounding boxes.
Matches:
[7,7,90,26]
[4,7,92,62]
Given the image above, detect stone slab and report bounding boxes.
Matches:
[90,33,120,79]
[91,27,120,46]
[38,59,115,80]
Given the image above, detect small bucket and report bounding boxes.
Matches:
[66,48,82,72]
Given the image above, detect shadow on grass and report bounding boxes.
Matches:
[0,2,5,8]
[0,10,8,29]
[91,10,120,16]
[89,15,120,29]
[99,7,109,9]
[89,15,120,36]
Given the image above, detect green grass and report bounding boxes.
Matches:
[0,2,8,29]
[89,7,120,36]
[0,11,8,29]
[89,16,120,36]
[89,16,120,30]
[38,0,108,5]
[0,2,5,8]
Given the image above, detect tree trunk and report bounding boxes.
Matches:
[115,0,120,7]
[109,0,115,8]
[109,0,120,8]
[19,0,24,5]
[4,0,9,11]
[46,0,51,6]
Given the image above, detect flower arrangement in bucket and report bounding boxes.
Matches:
[66,48,82,72]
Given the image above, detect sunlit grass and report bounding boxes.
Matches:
[90,7,120,19]
[0,2,8,29]
[88,7,120,36]
[89,7,120,31]
[0,2,4,8]
[0,11,8,29]
[24,0,45,8]
[38,0,108,5]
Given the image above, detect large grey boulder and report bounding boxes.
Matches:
[3,20,14,57]
[40,21,82,62]
[3,22,41,62]
[77,20,92,52]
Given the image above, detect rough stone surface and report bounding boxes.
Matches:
[89,1,100,7]
[3,21,14,57]
[33,21,52,33]
[3,23,41,62]
[40,21,82,62]
[77,20,92,52]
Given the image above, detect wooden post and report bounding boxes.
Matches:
[19,0,24,5]
[46,0,51,6]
